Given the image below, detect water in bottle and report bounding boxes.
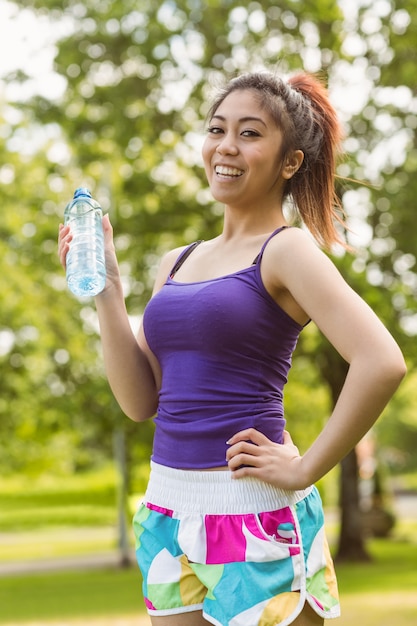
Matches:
[64,187,106,297]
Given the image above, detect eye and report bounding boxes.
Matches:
[241,129,261,137]
[207,126,224,135]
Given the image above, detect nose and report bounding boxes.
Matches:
[216,132,239,155]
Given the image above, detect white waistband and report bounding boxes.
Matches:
[144,461,313,515]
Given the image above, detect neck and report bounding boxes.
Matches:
[221,206,287,240]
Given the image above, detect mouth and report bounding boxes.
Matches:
[214,165,244,178]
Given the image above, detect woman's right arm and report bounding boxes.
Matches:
[58,214,181,422]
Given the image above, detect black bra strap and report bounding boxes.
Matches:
[252,226,290,265]
[170,227,289,277]
[169,240,204,278]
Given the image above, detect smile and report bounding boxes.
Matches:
[215,165,244,177]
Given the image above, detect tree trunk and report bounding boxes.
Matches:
[316,340,372,561]
[113,426,132,568]
[335,448,371,561]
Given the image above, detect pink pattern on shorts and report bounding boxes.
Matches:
[144,597,157,610]
[147,503,174,517]
[204,507,299,564]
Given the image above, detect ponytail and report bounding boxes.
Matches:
[286,73,346,249]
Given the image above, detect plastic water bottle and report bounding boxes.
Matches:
[64,187,106,297]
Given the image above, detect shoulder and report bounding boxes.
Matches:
[261,226,356,316]
[259,228,338,325]
[263,226,337,284]
[269,225,322,252]
[152,245,188,294]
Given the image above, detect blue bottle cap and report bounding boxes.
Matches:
[73,187,91,198]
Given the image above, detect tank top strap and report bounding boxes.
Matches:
[252,226,290,265]
[169,240,204,278]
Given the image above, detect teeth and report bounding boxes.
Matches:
[215,165,243,176]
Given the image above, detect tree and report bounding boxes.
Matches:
[3,0,416,561]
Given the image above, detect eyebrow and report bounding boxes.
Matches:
[211,114,267,128]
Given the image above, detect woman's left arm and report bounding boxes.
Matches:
[227,229,407,489]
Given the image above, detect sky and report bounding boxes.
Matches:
[0,1,69,100]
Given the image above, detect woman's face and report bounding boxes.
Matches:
[202,89,290,212]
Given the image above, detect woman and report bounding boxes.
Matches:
[59,72,406,626]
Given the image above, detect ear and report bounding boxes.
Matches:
[282,150,304,180]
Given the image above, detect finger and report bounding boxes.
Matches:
[58,226,72,268]
[58,228,71,245]
[58,223,70,241]
[227,428,271,447]
[226,438,262,462]
[102,215,116,254]
[58,243,69,267]
[282,431,300,454]
[228,452,261,472]
[226,440,261,464]
[282,430,293,444]
[102,213,113,234]
[230,464,259,480]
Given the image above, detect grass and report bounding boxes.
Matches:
[0,568,144,623]
[0,534,416,624]
[334,544,417,625]
[336,537,416,594]
[335,592,417,626]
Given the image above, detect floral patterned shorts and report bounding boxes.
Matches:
[133,462,340,626]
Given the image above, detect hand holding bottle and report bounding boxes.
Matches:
[59,189,120,297]
[61,188,106,297]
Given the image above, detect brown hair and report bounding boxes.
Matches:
[208,72,347,249]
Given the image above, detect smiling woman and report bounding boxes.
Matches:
[58,70,406,626]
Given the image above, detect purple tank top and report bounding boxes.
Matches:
[142,227,303,469]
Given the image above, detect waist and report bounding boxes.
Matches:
[152,410,286,469]
[144,461,313,515]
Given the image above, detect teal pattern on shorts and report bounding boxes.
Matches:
[133,486,340,626]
